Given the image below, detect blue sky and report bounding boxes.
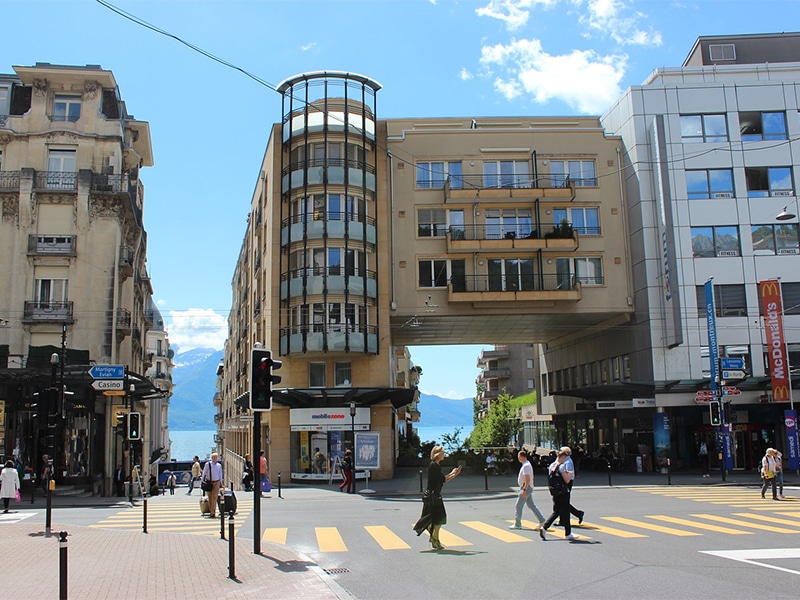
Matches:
[6,0,799,398]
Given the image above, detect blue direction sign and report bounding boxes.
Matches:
[88,364,125,380]
[720,357,745,371]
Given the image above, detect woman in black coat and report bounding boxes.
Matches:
[413,445,462,550]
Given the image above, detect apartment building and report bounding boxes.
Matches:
[0,63,162,494]
[476,344,537,417]
[216,71,633,480]
[144,301,174,460]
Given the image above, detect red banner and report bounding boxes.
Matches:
[760,279,790,401]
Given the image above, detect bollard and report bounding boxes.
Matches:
[220,497,226,540]
[143,497,148,534]
[667,458,672,485]
[228,513,236,580]
[484,467,489,491]
[419,469,423,494]
[46,480,53,536]
[277,472,282,499]
[607,460,612,487]
[59,530,69,600]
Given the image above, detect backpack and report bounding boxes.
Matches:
[548,463,568,497]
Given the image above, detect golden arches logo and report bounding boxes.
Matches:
[773,386,790,401]
[761,281,780,298]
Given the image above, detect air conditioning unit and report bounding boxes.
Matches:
[773,190,793,196]
[718,250,739,256]
[712,192,733,198]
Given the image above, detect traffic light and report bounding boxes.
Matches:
[127,412,142,440]
[723,400,736,425]
[114,413,125,437]
[250,348,282,411]
[709,401,721,426]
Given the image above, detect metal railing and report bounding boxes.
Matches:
[0,170,20,190]
[452,274,580,293]
[34,171,77,190]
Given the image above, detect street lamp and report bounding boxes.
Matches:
[349,400,357,494]
[776,206,797,221]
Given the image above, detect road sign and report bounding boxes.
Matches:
[722,386,741,396]
[91,379,124,391]
[103,390,126,396]
[88,365,125,380]
[720,357,745,370]
[722,370,746,379]
[695,390,715,403]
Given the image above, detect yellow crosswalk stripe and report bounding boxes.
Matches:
[437,528,472,547]
[263,527,287,545]
[579,522,647,538]
[732,512,800,528]
[315,527,348,552]
[461,521,530,543]
[691,513,800,534]
[602,516,700,536]
[365,525,411,550]
[648,515,752,535]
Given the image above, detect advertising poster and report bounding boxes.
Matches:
[354,431,379,470]
[786,410,799,471]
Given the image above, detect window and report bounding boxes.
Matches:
[691,226,741,257]
[485,208,533,239]
[53,94,81,122]
[527,379,534,390]
[526,359,534,369]
[418,259,465,289]
[483,160,530,188]
[416,161,462,189]
[334,362,352,387]
[709,44,735,61]
[0,84,10,118]
[293,194,365,223]
[685,169,734,199]
[680,114,728,143]
[448,209,465,240]
[309,363,326,387]
[781,283,800,316]
[739,111,787,141]
[752,224,800,255]
[695,284,747,317]
[487,258,535,291]
[552,207,600,235]
[550,160,597,187]
[556,257,603,287]
[418,209,446,237]
[311,302,358,332]
[291,142,365,167]
[35,278,68,306]
[745,167,793,197]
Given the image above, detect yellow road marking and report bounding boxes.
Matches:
[461,521,530,543]
[437,529,472,547]
[648,515,752,535]
[580,522,647,538]
[315,527,348,552]
[365,525,411,550]
[691,513,800,534]
[602,517,700,536]
[732,513,800,528]
[263,527,288,545]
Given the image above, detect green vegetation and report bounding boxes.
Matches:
[466,390,537,448]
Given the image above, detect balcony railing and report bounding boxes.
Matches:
[27,234,77,256]
[280,158,376,178]
[23,301,74,323]
[0,170,20,190]
[453,273,580,293]
[446,174,577,190]
[91,173,126,193]
[116,308,132,332]
[281,212,375,228]
[34,171,77,190]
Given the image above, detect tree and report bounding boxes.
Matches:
[440,427,464,454]
[467,390,519,448]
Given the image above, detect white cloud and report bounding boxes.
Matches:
[476,0,557,31]
[166,308,228,351]
[480,38,627,113]
[578,0,663,46]
[300,42,317,52]
[460,67,474,81]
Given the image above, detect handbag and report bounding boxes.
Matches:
[15,488,21,503]
[763,470,775,479]
[201,479,213,492]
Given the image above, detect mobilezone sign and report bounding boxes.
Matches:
[290,407,370,430]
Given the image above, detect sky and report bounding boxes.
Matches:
[6,0,800,399]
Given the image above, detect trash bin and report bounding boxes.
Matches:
[635,456,643,473]
[222,490,237,515]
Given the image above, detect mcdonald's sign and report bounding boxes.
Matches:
[759,279,790,402]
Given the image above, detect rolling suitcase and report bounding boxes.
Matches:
[199,496,210,516]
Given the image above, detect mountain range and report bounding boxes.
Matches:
[167,348,474,430]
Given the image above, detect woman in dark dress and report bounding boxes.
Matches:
[414,445,462,550]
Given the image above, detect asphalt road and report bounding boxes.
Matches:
[8,483,800,599]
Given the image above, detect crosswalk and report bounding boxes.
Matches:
[630,486,797,509]
[89,498,254,536]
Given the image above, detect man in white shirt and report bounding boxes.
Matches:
[509,450,546,530]
[202,452,224,517]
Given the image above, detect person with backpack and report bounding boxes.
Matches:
[540,447,576,541]
[165,470,176,495]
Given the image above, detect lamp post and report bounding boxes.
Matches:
[349,400,356,494]
[47,351,63,536]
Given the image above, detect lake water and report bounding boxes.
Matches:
[168,426,472,460]
[169,430,216,461]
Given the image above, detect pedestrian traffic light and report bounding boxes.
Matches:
[709,401,721,426]
[250,348,282,411]
[127,412,141,440]
[723,400,735,425]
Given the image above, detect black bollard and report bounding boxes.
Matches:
[484,467,489,491]
[228,513,236,580]
[667,458,672,485]
[143,497,148,534]
[59,530,68,600]
[419,469,423,493]
[220,496,226,540]
[607,460,612,487]
[277,472,282,499]
[46,480,53,536]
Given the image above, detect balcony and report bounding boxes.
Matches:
[116,308,131,335]
[27,234,77,256]
[119,247,134,277]
[281,212,377,247]
[478,346,509,362]
[34,171,77,191]
[0,170,20,191]
[280,324,379,355]
[477,367,512,384]
[449,274,582,303]
[447,223,578,253]
[444,174,575,202]
[281,158,377,194]
[280,267,378,299]
[23,301,74,324]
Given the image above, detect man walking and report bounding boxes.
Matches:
[187,455,202,495]
[509,450,546,530]
[202,452,224,518]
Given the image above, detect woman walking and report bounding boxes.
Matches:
[1,459,21,513]
[761,448,779,500]
[413,445,462,550]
